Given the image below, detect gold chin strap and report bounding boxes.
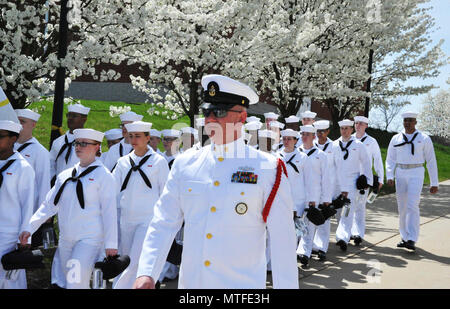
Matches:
[51,125,65,135]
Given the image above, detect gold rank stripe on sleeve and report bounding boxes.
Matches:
[0,98,10,107]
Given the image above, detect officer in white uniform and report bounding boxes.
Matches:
[134,75,298,289]
[21,129,118,289]
[161,129,181,169]
[112,121,169,289]
[311,120,336,260]
[104,111,143,171]
[332,119,373,252]
[0,120,35,289]
[351,116,384,246]
[49,103,90,183]
[296,125,331,266]
[101,128,123,163]
[386,111,438,251]
[149,129,163,155]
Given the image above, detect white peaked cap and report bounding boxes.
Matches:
[246,116,260,123]
[195,117,205,127]
[181,127,196,135]
[281,129,300,138]
[338,119,354,127]
[258,129,277,139]
[285,115,300,123]
[15,109,41,122]
[401,111,419,119]
[245,121,263,131]
[149,129,161,138]
[301,111,317,119]
[119,111,143,122]
[104,128,123,140]
[125,121,152,133]
[68,103,90,115]
[0,120,22,133]
[201,74,259,105]
[162,129,181,138]
[73,128,104,142]
[264,112,279,119]
[301,125,317,133]
[314,120,330,130]
[354,116,369,124]
[269,121,285,129]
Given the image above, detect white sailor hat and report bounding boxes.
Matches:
[301,125,317,133]
[104,128,123,141]
[245,121,263,131]
[401,111,419,119]
[195,117,205,127]
[338,119,354,127]
[201,75,258,109]
[125,121,152,133]
[264,112,279,120]
[285,115,300,123]
[314,120,330,130]
[246,116,260,123]
[301,111,316,119]
[354,116,369,124]
[68,103,90,115]
[181,127,196,135]
[15,109,41,122]
[149,129,161,138]
[0,120,22,134]
[281,129,300,138]
[269,121,285,129]
[73,128,104,142]
[119,111,143,123]
[258,129,277,139]
[162,129,181,138]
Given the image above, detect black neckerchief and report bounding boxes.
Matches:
[120,155,152,191]
[17,142,33,153]
[0,159,16,188]
[315,141,330,152]
[394,132,419,155]
[339,139,353,160]
[285,153,299,174]
[55,135,73,164]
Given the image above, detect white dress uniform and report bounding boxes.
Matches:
[27,158,118,289]
[386,129,438,243]
[112,146,169,289]
[351,132,384,240]
[49,132,79,181]
[14,137,51,212]
[296,144,332,258]
[332,135,373,245]
[312,137,337,254]
[103,139,133,171]
[0,151,35,289]
[136,136,298,289]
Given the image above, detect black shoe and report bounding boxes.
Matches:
[350,235,356,240]
[318,250,326,261]
[353,236,362,246]
[311,250,319,256]
[405,240,416,251]
[397,239,407,248]
[336,240,347,252]
[298,255,309,266]
[155,281,161,289]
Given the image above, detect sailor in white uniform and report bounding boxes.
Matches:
[386,111,438,251]
[269,121,284,152]
[0,120,35,289]
[350,116,384,246]
[100,128,123,163]
[149,129,163,155]
[332,119,373,252]
[301,111,316,126]
[264,112,279,130]
[21,129,118,289]
[103,111,143,171]
[258,129,278,155]
[245,120,262,149]
[284,115,302,149]
[134,75,298,289]
[161,129,181,170]
[180,127,197,153]
[112,121,169,289]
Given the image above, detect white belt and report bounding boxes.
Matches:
[396,163,424,169]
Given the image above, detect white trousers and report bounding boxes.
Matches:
[113,223,147,289]
[0,233,26,289]
[312,219,331,252]
[297,217,319,258]
[336,189,358,244]
[158,228,183,282]
[395,167,424,243]
[351,190,369,239]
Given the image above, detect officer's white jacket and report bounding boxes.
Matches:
[332,136,373,193]
[49,132,78,179]
[103,139,133,171]
[277,148,307,213]
[386,129,438,186]
[14,137,51,212]
[27,159,118,249]
[353,133,384,184]
[0,152,35,235]
[300,145,332,204]
[113,147,169,225]
[137,137,298,289]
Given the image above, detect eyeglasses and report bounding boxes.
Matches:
[201,108,242,118]
[74,141,99,147]
[163,137,177,142]
[0,134,10,139]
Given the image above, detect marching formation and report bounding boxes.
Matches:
[0,75,439,289]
